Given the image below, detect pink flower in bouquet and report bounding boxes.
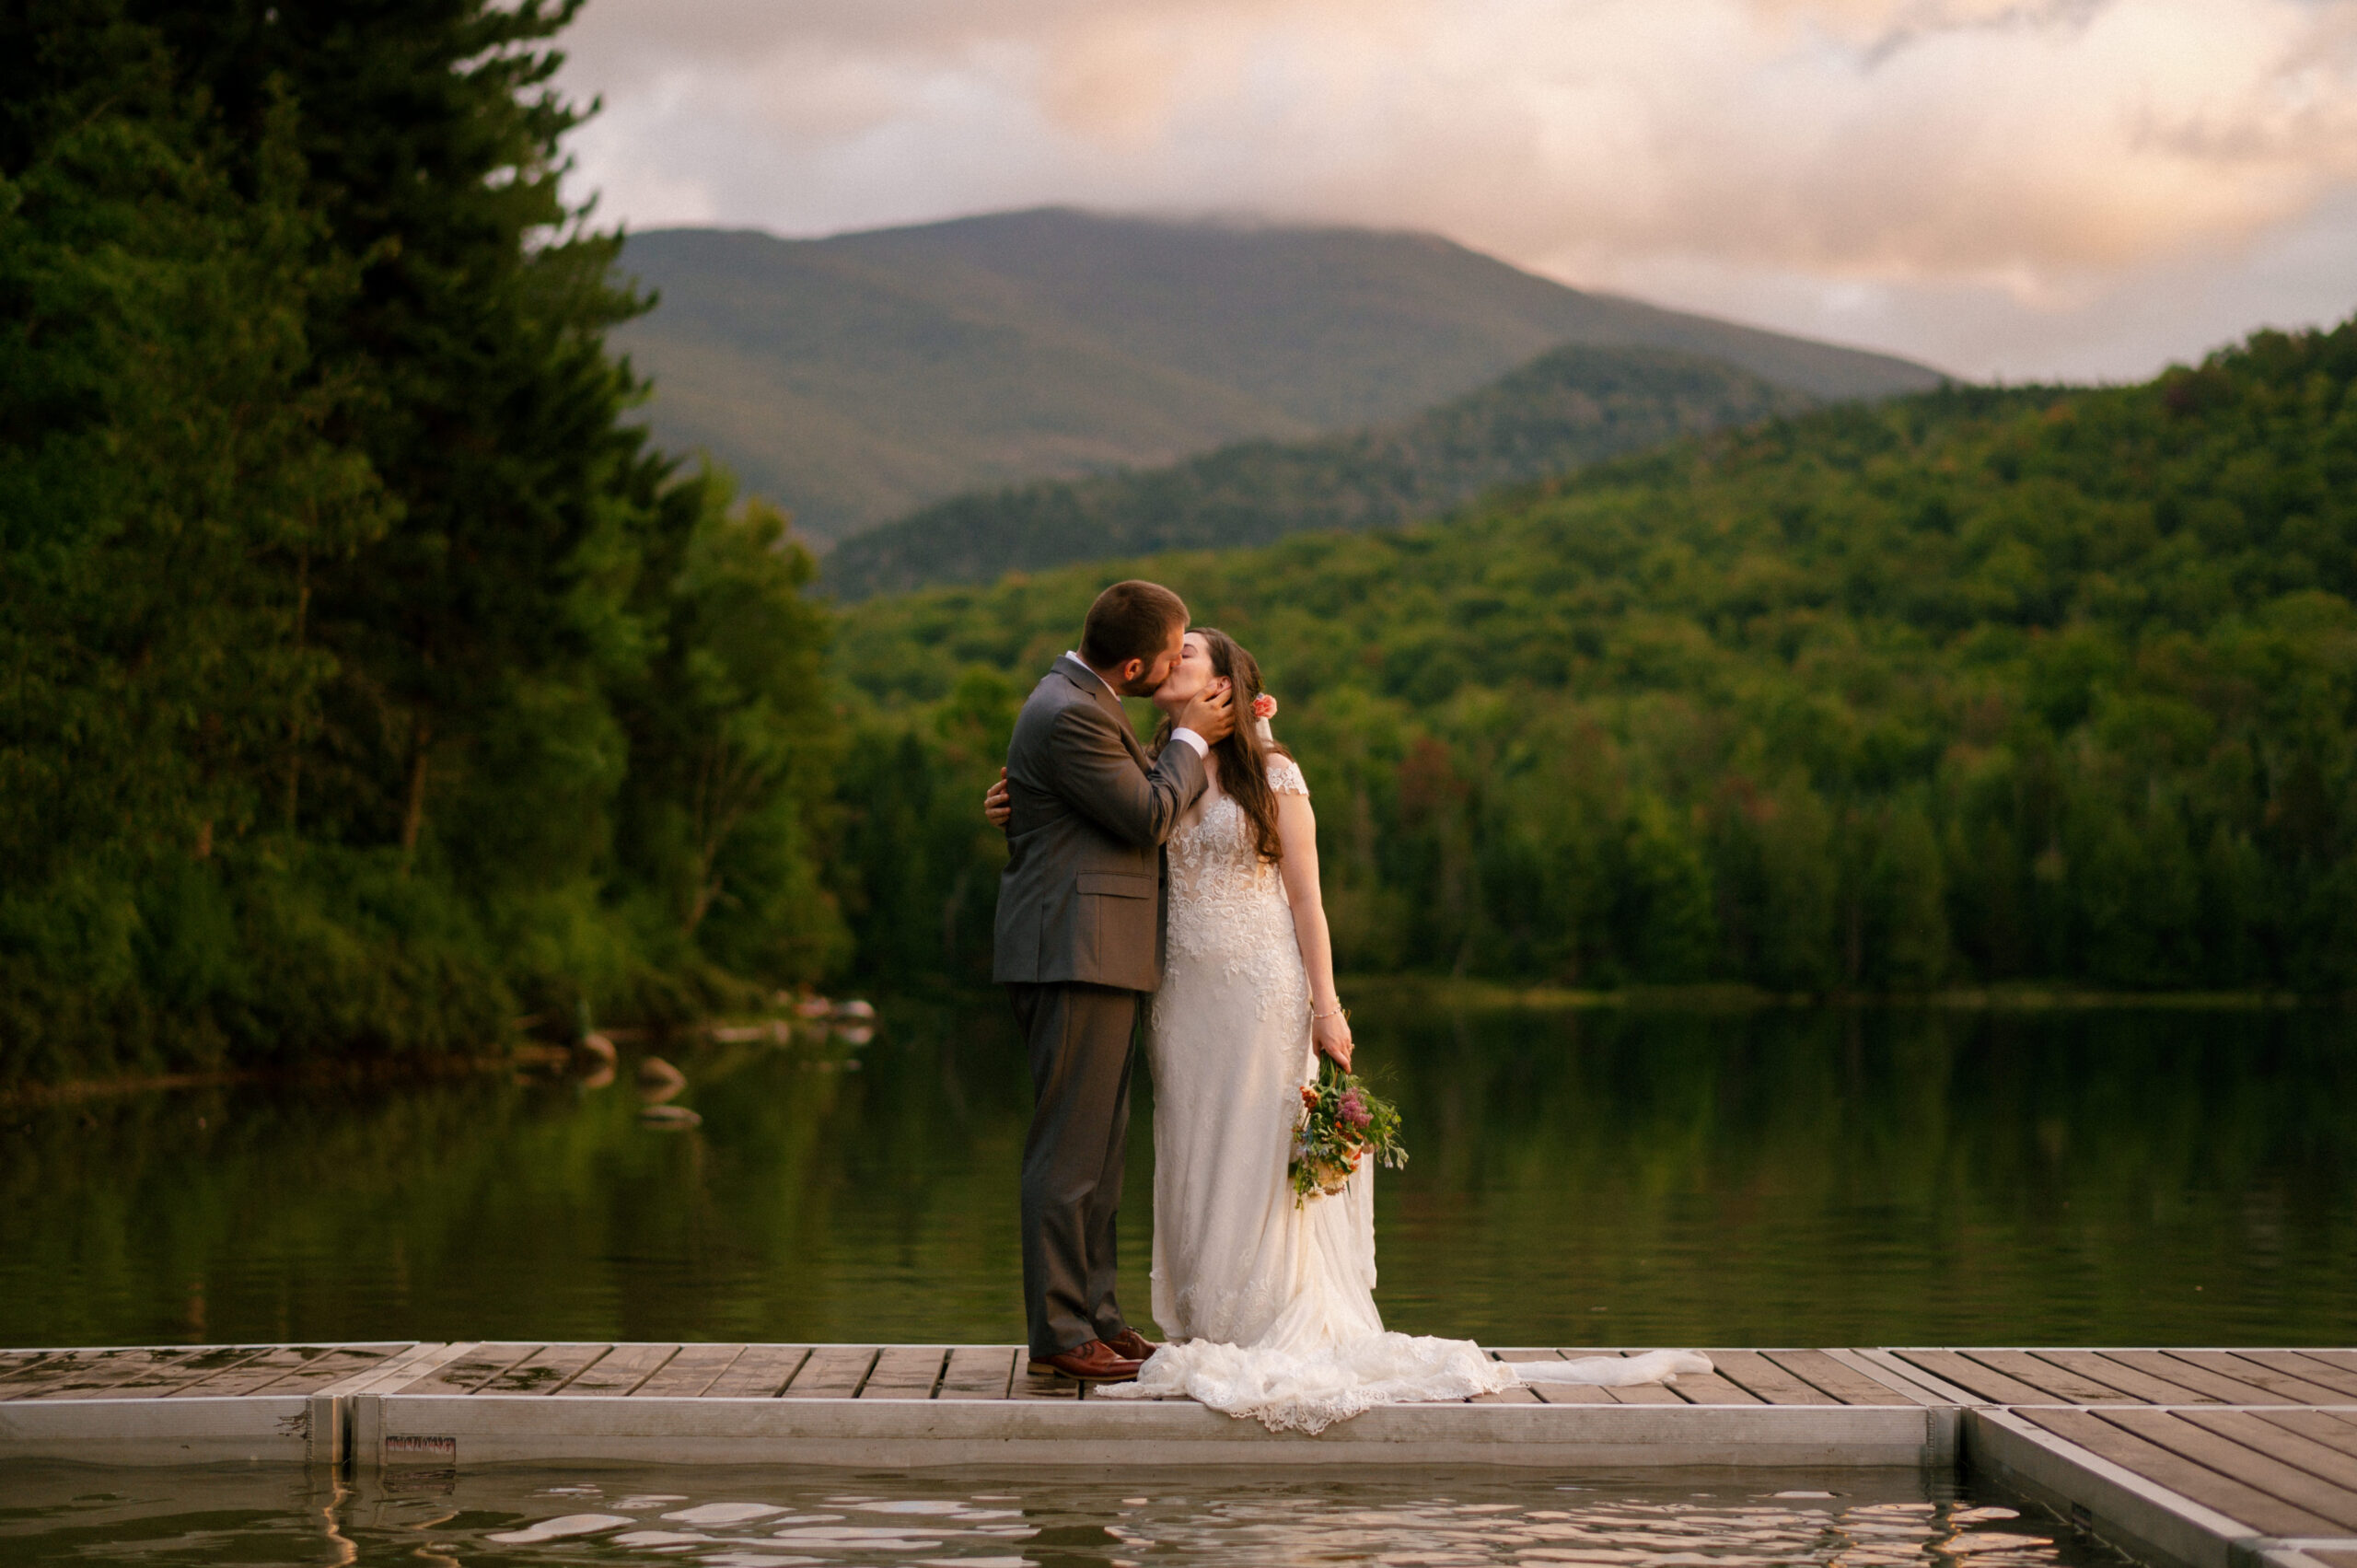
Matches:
[1339,1090,1370,1129]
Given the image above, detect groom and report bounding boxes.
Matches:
[993,580,1236,1382]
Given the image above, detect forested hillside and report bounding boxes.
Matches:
[829,319,2357,994]
[1,0,839,1078]
[825,345,1815,598]
[615,215,1941,544]
[8,2,2350,1086]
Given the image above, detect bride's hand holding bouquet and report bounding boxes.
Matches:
[1310,1005,1353,1071]
[1289,1051,1405,1203]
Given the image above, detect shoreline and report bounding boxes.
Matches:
[6,980,2343,1105]
[0,1048,555,1112]
[1341,975,2340,1013]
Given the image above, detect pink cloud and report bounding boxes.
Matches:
[555,0,2357,378]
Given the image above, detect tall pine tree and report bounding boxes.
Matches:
[3,0,844,1078]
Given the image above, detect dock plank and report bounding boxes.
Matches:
[782,1346,878,1399]
[398,1343,538,1396]
[2017,1407,2342,1538]
[2097,1409,2357,1532]
[1966,1350,2146,1405]
[2037,1351,2221,1406]
[251,1344,410,1395]
[1593,1350,1686,1405]
[556,1343,676,1397]
[319,1342,462,1396]
[26,1347,262,1400]
[701,1345,809,1399]
[2124,1351,2303,1406]
[1492,1349,1610,1404]
[0,1352,82,1400]
[479,1342,611,1395]
[860,1347,947,1399]
[1895,1350,2052,1405]
[1665,1365,1765,1405]
[1769,1350,1919,1405]
[1469,1350,1543,1405]
[2174,1409,2357,1494]
[937,1346,1017,1401]
[5,1350,154,1400]
[633,1344,742,1398]
[2088,1351,2287,1406]
[2244,1352,2357,1401]
[2248,1409,2357,1455]
[0,1352,60,1387]
[2165,1352,2351,1407]
[1708,1350,1838,1406]
[171,1344,351,1398]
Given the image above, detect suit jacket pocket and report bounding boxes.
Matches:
[1076,870,1156,981]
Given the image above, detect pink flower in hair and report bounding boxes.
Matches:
[1252,693,1278,720]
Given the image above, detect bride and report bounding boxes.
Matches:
[986,628,1704,1433]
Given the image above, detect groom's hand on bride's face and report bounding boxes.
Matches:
[1178,679,1237,745]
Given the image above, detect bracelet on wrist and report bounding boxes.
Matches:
[1312,1005,1349,1021]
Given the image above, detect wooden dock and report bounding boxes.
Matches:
[2,1342,2352,1568]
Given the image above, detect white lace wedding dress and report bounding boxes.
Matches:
[1096,755,1706,1433]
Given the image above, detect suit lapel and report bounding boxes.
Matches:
[1057,656,1150,766]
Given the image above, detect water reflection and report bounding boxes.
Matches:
[0,1461,2133,1568]
[2,993,2351,1349]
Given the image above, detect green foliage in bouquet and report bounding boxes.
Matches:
[1289,1054,1407,1202]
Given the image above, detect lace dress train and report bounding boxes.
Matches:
[1096,756,1706,1433]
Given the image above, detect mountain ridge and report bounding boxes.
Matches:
[611,209,1946,545]
[823,341,1818,598]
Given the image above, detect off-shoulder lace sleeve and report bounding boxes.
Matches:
[1268,754,1309,796]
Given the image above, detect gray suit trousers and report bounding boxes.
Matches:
[1008,980,1138,1357]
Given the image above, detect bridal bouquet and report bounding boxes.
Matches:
[1290,1056,1406,1202]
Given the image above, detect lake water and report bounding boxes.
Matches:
[0,1460,2127,1568]
[5,991,2353,1350]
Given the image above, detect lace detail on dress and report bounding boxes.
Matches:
[1268,754,1308,796]
[1162,793,1307,1027]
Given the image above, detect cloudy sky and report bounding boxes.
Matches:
[554,0,2357,382]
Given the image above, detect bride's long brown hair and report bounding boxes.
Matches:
[1155,627,1291,864]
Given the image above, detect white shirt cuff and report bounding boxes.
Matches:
[1170,727,1210,758]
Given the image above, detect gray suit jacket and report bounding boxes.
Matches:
[993,655,1209,991]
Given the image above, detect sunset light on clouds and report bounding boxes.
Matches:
[556,0,2357,380]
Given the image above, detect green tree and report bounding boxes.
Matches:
[0,1,389,1074]
[831,315,2357,996]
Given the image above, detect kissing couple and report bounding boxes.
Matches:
[984,580,1705,1433]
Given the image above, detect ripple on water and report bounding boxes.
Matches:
[0,1462,2141,1568]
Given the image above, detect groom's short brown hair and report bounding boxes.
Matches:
[1080,580,1188,669]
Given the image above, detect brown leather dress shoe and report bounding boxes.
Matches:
[1105,1327,1159,1361]
[1026,1340,1143,1382]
